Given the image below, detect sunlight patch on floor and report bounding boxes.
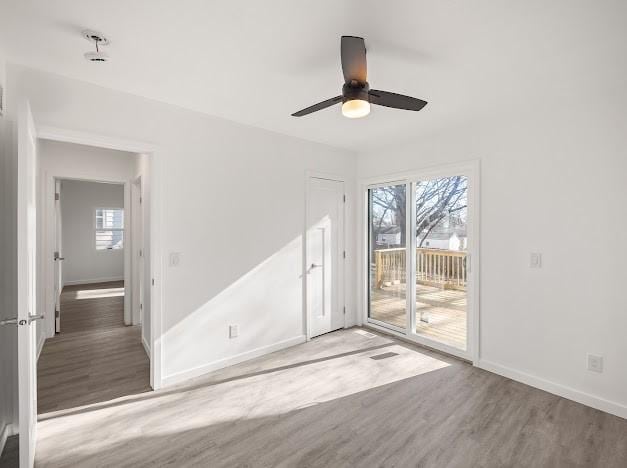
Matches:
[34,330,456,466]
[73,287,124,299]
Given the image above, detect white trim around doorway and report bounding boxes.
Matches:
[36,125,164,390]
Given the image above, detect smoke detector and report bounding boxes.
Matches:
[82,30,110,62]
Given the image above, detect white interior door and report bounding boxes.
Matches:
[17,101,40,468]
[54,179,63,333]
[306,177,345,338]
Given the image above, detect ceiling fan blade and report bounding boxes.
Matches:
[341,36,367,84]
[368,89,427,111]
[291,96,343,117]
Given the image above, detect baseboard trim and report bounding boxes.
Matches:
[162,335,306,387]
[142,335,151,359]
[477,359,627,420]
[64,276,124,286]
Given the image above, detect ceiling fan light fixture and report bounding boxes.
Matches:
[291,36,427,118]
[342,99,370,118]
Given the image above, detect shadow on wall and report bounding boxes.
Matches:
[162,210,344,380]
[163,234,305,377]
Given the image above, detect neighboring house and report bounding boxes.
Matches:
[376,225,401,246]
[376,218,468,251]
[419,215,467,251]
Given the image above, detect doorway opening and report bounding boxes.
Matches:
[35,139,154,415]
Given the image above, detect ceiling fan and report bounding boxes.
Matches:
[292,36,428,119]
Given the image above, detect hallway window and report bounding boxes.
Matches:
[95,208,124,250]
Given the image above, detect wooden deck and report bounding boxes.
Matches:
[370,283,467,350]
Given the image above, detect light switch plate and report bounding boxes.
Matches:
[169,252,181,267]
[530,252,542,268]
[229,324,239,339]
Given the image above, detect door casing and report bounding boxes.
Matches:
[36,125,164,390]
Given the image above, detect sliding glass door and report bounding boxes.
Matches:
[413,175,468,351]
[367,183,408,332]
[366,166,476,358]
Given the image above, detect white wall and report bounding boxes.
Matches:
[358,104,627,416]
[8,65,358,385]
[60,179,125,285]
[37,140,136,338]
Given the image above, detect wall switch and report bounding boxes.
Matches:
[229,324,239,339]
[587,354,603,373]
[169,252,181,267]
[530,252,542,268]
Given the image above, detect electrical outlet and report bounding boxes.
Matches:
[530,252,542,268]
[229,324,239,339]
[587,354,603,373]
[169,252,181,267]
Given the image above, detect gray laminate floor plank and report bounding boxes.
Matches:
[33,325,627,467]
[37,281,151,414]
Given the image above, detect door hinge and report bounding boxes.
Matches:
[152,278,155,286]
[343,194,346,203]
[140,303,143,310]
[343,306,346,315]
[343,250,346,259]
[55,309,60,318]
[55,193,60,201]
[139,196,143,204]
[139,249,143,257]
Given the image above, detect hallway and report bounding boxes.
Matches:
[37,281,151,414]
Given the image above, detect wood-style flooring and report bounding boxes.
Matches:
[33,326,627,467]
[1,281,151,468]
[37,281,151,414]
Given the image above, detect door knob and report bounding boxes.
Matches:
[307,263,322,273]
[1,314,45,326]
[28,314,45,324]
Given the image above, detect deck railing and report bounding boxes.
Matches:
[373,247,467,290]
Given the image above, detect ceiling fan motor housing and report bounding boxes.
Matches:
[342,82,370,103]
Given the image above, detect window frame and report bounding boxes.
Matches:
[94,207,125,251]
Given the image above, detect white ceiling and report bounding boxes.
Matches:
[0,0,623,151]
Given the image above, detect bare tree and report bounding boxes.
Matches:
[370,176,467,248]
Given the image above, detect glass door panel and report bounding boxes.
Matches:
[414,176,468,350]
[368,184,407,331]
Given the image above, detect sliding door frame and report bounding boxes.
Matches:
[364,179,409,335]
[360,160,480,363]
